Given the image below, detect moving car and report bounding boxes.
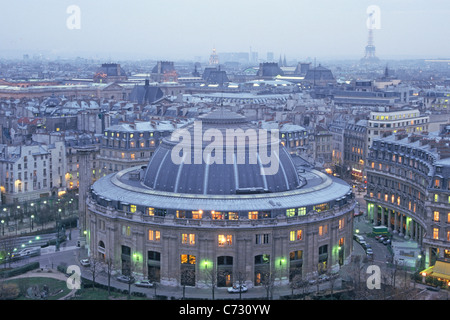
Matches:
[117,275,135,284]
[135,280,154,288]
[80,259,90,267]
[227,284,248,293]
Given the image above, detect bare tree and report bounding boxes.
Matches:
[103,257,115,296]
[202,264,218,300]
[234,269,249,300]
[179,268,195,299]
[260,271,276,300]
[122,260,137,299]
[86,256,103,290]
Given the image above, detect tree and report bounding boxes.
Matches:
[86,256,102,290]
[104,257,115,296]
[202,263,218,300]
[260,271,276,300]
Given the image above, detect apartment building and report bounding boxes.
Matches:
[0,141,66,203]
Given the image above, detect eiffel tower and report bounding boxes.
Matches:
[360,11,380,65]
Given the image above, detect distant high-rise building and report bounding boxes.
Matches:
[266,52,274,62]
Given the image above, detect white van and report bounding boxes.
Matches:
[354,234,365,244]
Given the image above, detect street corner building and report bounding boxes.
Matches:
[85,109,356,288]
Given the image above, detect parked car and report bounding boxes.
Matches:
[227,284,248,293]
[366,248,374,255]
[135,280,153,288]
[117,275,135,284]
[383,239,391,246]
[80,259,90,267]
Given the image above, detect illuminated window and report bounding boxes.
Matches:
[130,205,137,213]
[131,153,135,160]
[228,212,238,220]
[434,194,439,202]
[433,211,440,222]
[339,218,344,229]
[448,213,450,223]
[218,234,232,246]
[290,250,303,261]
[182,233,196,245]
[176,210,186,218]
[130,141,135,148]
[121,152,125,159]
[148,230,160,241]
[433,228,439,240]
[434,179,440,188]
[314,203,329,212]
[192,210,203,219]
[248,211,258,220]
[319,225,328,236]
[211,211,223,220]
[339,237,345,247]
[384,194,388,202]
[140,142,145,148]
[397,197,401,206]
[298,207,306,216]
[147,207,154,216]
[181,254,196,265]
[286,208,296,217]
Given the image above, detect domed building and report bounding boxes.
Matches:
[86,109,355,288]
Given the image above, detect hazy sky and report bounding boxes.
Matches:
[1,0,449,61]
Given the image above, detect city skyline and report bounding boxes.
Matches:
[0,0,449,61]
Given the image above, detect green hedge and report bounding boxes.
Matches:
[0,262,40,279]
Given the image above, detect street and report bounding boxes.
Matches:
[3,217,448,300]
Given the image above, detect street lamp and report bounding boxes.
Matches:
[1,220,4,236]
[30,215,34,231]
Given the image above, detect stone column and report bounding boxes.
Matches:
[399,214,404,236]
[393,210,398,234]
[387,209,392,231]
[75,145,97,248]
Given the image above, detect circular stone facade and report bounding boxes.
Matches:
[86,110,355,288]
